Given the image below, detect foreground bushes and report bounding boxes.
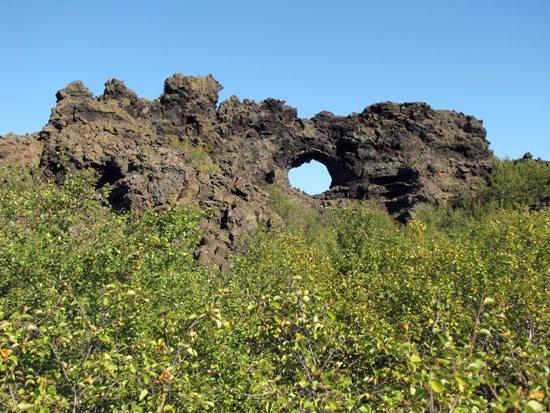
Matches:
[0,165,218,411]
[220,207,550,412]
[1,162,550,412]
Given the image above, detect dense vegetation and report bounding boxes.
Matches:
[1,157,550,412]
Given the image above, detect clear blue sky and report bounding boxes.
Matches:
[1,1,549,194]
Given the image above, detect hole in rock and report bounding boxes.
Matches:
[288,160,331,195]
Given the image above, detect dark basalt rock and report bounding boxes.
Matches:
[0,132,43,167]
[0,73,495,268]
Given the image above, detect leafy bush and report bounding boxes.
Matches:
[480,156,550,209]
[0,164,220,411]
[214,206,550,411]
[165,134,218,173]
[418,156,550,234]
[2,160,550,412]
[440,156,550,224]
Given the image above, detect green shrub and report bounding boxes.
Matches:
[266,184,335,246]
[2,162,550,412]
[219,207,550,411]
[0,164,220,411]
[445,156,550,221]
[480,156,550,209]
[166,134,218,173]
[418,155,550,233]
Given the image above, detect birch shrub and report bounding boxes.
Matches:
[1,162,550,412]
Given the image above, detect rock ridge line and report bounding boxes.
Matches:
[0,73,495,268]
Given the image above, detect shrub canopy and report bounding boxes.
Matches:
[1,158,550,412]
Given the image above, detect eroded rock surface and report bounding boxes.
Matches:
[0,74,495,268]
[0,132,43,167]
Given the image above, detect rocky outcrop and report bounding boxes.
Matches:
[0,74,495,268]
[0,132,43,167]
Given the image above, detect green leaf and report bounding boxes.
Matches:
[429,380,445,393]
[328,400,339,410]
[468,360,485,371]
[277,397,287,405]
[139,389,148,401]
[455,376,468,386]
[484,370,495,386]
[526,400,545,413]
[327,310,336,319]
[410,354,422,363]
[16,404,35,411]
[483,297,495,306]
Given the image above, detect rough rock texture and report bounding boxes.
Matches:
[0,74,495,268]
[0,132,43,167]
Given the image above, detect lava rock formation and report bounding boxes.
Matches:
[0,73,495,268]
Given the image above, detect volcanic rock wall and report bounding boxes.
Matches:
[0,74,494,268]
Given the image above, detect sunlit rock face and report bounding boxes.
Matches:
[0,74,494,268]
